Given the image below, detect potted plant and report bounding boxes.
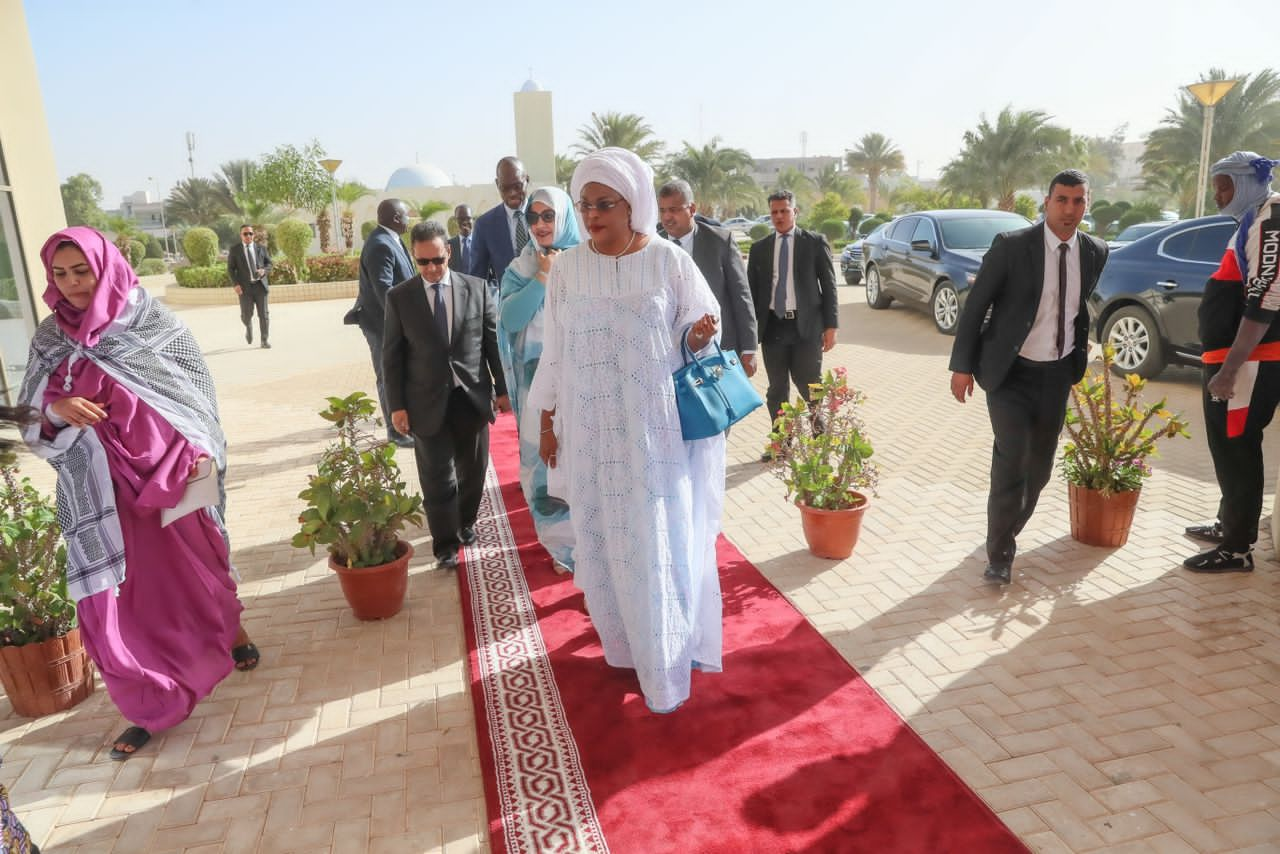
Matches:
[0,452,95,717]
[293,392,424,620]
[767,367,879,559]
[1060,344,1191,547]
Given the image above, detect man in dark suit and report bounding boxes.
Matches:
[949,169,1109,584]
[747,190,838,459]
[468,156,529,286]
[384,220,510,569]
[448,205,474,274]
[353,199,416,447]
[659,180,757,377]
[226,224,272,348]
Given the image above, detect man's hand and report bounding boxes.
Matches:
[822,328,837,352]
[1207,369,1236,402]
[234,285,243,296]
[50,396,108,428]
[391,409,410,435]
[741,353,757,377]
[950,371,974,403]
[494,395,512,413]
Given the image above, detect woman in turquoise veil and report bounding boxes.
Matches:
[498,186,580,570]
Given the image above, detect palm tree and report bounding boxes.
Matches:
[573,111,664,164]
[1141,160,1200,218]
[555,154,578,190]
[845,133,905,213]
[813,162,866,208]
[1141,68,1280,214]
[335,181,374,250]
[940,108,1079,211]
[665,137,759,217]
[166,177,237,228]
[773,167,817,209]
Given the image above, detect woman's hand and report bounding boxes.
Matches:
[190,456,209,479]
[536,248,559,278]
[539,429,559,468]
[685,314,719,352]
[50,396,108,428]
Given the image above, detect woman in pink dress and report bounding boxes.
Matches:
[18,227,254,760]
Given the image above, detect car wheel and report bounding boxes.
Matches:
[864,265,891,309]
[844,270,861,286]
[932,280,960,335]
[1102,305,1166,378]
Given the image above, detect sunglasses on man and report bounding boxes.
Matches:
[415,256,448,267]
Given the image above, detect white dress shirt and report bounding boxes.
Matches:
[1020,228,1081,362]
[771,227,798,312]
[670,224,695,252]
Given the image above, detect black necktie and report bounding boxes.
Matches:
[1057,242,1069,358]
[432,282,448,343]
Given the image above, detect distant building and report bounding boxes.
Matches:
[114,190,168,238]
[748,155,847,190]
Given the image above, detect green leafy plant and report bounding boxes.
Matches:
[276,218,313,281]
[306,254,359,283]
[182,226,219,267]
[767,367,878,511]
[1060,344,1191,495]
[0,463,73,647]
[293,392,424,568]
[136,258,167,277]
[269,258,299,285]
[748,223,770,240]
[174,265,232,288]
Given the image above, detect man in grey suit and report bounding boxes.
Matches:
[353,199,416,446]
[384,220,510,569]
[949,169,1109,584]
[659,180,758,381]
[747,190,838,459]
[227,224,272,348]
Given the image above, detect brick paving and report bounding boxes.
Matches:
[3,283,1280,852]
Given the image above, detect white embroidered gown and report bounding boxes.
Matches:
[527,238,725,712]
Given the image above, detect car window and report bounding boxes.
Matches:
[1160,223,1236,263]
[888,217,917,241]
[911,219,936,245]
[937,215,1031,250]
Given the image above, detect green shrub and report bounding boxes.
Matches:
[360,220,377,241]
[182,227,219,267]
[174,265,232,288]
[127,239,146,269]
[136,258,167,277]
[818,219,847,242]
[276,218,313,280]
[144,235,164,259]
[307,254,359,283]
[271,258,299,284]
[748,223,770,240]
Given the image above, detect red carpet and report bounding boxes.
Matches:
[459,414,1027,853]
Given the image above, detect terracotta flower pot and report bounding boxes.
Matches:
[329,540,413,620]
[796,492,869,559]
[0,628,95,718]
[1068,483,1141,547]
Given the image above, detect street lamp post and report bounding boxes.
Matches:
[319,158,343,252]
[1187,79,1240,218]
[149,176,172,259]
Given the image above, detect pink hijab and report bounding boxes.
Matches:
[41,226,138,347]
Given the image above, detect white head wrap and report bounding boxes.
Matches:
[570,147,657,236]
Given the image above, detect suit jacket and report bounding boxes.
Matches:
[949,223,1110,390]
[447,234,473,274]
[226,241,271,289]
[382,270,508,437]
[746,228,838,342]
[688,224,757,354]
[468,202,523,283]
[354,227,415,335]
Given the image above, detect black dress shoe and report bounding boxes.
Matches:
[759,451,775,463]
[1184,521,1224,544]
[391,435,415,449]
[460,527,476,545]
[983,564,1011,584]
[260,341,271,349]
[437,553,459,569]
[1183,547,1253,573]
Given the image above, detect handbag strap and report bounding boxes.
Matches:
[681,333,725,368]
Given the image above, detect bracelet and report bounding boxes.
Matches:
[541,428,555,434]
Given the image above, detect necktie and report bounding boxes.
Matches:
[1057,242,1069,358]
[245,243,255,280]
[462,236,470,270]
[432,282,449,343]
[773,234,790,317]
[514,209,529,253]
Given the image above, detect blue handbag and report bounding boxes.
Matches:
[673,338,764,440]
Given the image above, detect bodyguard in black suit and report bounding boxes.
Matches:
[949,169,1109,584]
[658,180,758,372]
[748,190,838,456]
[383,220,510,569]
[447,205,474,273]
[227,224,272,348]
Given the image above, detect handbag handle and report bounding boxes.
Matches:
[681,333,724,369]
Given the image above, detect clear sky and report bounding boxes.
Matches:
[21,0,1274,206]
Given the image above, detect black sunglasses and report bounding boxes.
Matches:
[415,256,448,267]
[241,231,254,236]
[576,198,624,213]
[524,209,556,225]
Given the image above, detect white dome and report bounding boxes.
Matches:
[385,164,452,190]
[520,78,542,93]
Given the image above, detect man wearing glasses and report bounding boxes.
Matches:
[468,156,529,287]
[227,225,272,348]
[383,220,511,570]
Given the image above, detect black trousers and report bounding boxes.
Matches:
[238,282,269,342]
[762,316,824,426]
[1203,361,1280,552]
[412,387,489,560]
[361,327,398,441]
[985,356,1075,567]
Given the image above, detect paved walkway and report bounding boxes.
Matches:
[3,285,1279,853]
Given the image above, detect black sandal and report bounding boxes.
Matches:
[232,642,260,672]
[108,726,151,761]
